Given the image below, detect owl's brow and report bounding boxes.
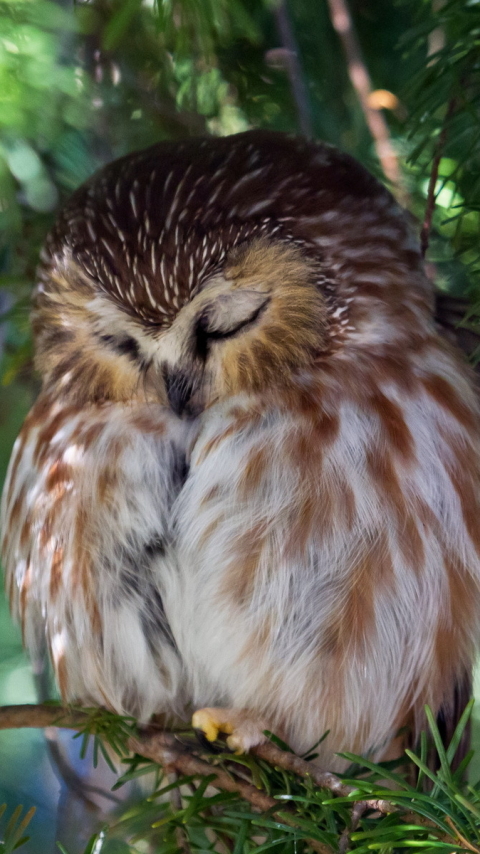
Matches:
[98,333,141,361]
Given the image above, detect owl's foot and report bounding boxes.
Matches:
[192,707,268,754]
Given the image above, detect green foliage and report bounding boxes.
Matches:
[20,701,480,853]
[71,706,138,772]
[399,0,480,304]
[0,804,35,853]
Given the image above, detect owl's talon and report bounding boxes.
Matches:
[226,735,245,755]
[192,708,233,743]
[192,707,268,754]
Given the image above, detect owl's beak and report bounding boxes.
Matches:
[162,365,199,418]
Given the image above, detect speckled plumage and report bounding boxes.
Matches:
[3,130,480,770]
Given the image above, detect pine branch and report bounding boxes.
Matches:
[0,705,381,807]
[253,741,393,812]
[0,702,465,854]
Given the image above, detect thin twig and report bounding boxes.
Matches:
[167,771,190,854]
[252,741,393,814]
[131,731,280,813]
[420,97,456,258]
[253,742,459,843]
[0,704,91,730]
[325,0,403,199]
[338,800,366,854]
[446,816,480,854]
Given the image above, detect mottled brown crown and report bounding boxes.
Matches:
[36,130,406,331]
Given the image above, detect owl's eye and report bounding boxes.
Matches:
[195,294,270,360]
[99,333,140,362]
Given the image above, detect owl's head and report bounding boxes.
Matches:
[34,236,327,415]
[33,130,421,413]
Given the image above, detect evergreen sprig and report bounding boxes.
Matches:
[0,804,36,853]
[399,0,480,310]
[71,705,138,772]
[17,701,480,854]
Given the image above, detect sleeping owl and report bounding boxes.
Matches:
[2,130,480,771]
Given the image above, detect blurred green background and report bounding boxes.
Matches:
[1,0,480,850]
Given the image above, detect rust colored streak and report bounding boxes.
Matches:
[19,561,32,634]
[400,514,425,571]
[56,652,69,700]
[39,508,54,552]
[312,411,340,445]
[80,423,106,449]
[337,476,356,530]
[45,460,74,492]
[369,391,414,460]
[284,491,319,559]
[19,516,32,551]
[448,463,480,557]
[49,546,64,601]
[366,447,404,517]
[129,414,166,436]
[322,532,395,659]
[196,424,239,464]
[422,373,477,433]
[431,555,479,710]
[96,466,118,505]
[237,446,269,498]
[223,522,268,605]
[198,517,222,549]
[8,485,27,530]
[34,408,77,466]
[441,427,480,556]
[199,484,221,508]
[366,447,424,571]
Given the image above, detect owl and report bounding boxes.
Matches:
[2,130,480,772]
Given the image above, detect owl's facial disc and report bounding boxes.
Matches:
[157,287,271,417]
[155,239,328,418]
[34,239,326,409]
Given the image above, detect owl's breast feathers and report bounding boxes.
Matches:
[2,130,480,769]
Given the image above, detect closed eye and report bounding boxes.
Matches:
[195,297,270,361]
[99,333,140,361]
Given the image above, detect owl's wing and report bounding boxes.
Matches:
[1,395,191,720]
[173,373,480,769]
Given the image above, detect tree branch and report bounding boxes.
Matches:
[0,704,89,730]
[253,741,392,812]
[0,704,461,851]
[0,706,329,852]
[325,0,403,198]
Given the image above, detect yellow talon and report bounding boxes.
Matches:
[226,735,244,755]
[192,710,219,742]
[192,709,234,743]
